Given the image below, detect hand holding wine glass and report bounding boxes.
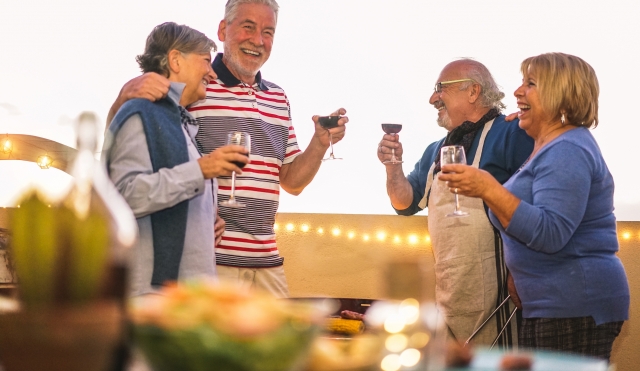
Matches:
[220,131,251,208]
[318,115,342,161]
[381,123,403,164]
[440,145,469,217]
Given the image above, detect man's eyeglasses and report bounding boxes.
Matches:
[434,79,474,93]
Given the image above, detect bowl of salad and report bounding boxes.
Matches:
[130,280,324,371]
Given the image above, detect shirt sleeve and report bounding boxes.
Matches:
[282,94,301,164]
[107,114,206,218]
[505,141,593,253]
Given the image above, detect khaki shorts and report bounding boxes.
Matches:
[216,265,290,298]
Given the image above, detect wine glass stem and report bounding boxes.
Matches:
[454,194,461,212]
[391,148,396,161]
[230,171,237,200]
[328,132,335,158]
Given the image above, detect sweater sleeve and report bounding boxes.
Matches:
[505,141,594,253]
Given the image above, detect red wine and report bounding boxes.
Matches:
[233,161,246,169]
[382,123,402,134]
[319,116,340,129]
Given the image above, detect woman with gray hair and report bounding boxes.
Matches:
[103,22,250,296]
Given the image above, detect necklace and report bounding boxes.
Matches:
[517,125,567,173]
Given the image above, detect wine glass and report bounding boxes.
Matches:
[319,116,342,161]
[220,131,251,208]
[440,145,469,217]
[381,123,403,164]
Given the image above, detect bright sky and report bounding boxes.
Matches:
[1,0,639,220]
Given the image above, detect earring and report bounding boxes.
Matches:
[561,113,566,125]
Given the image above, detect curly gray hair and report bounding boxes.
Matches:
[224,0,279,23]
[457,58,506,111]
[136,22,217,77]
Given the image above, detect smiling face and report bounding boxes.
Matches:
[514,67,553,137]
[172,52,216,107]
[218,3,276,84]
[428,62,478,132]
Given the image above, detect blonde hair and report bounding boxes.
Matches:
[521,52,599,128]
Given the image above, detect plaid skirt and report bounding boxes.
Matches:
[519,316,624,361]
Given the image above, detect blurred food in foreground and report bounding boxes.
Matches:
[325,317,365,336]
[306,334,384,371]
[340,309,366,321]
[130,279,324,371]
[499,353,533,370]
[444,340,473,368]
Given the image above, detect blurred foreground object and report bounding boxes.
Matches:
[130,279,325,371]
[0,112,137,371]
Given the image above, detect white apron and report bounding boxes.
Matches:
[420,119,517,347]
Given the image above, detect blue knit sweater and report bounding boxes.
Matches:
[489,127,630,324]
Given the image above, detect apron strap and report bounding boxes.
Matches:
[418,118,496,209]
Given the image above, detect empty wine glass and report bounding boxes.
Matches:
[319,116,342,161]
[440,145,469,217]
[220,131,251,208]
[381,123,403,164]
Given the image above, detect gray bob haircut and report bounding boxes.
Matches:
[224,0,279,23]
[136,22,217,77]
[458,58,506,112]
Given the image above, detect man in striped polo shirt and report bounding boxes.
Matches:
[106,0,348,297]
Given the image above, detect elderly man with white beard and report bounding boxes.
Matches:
[377,59,533,348]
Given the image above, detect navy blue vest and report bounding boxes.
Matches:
[106,97,189,286]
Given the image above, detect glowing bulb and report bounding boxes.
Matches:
[377,231,386,241]
[622,232,631,240]
[400,348,421,367]
[332,228,341,236]
[317,228,324,234]
[273,223,279,231]
[425,235,431,243]
[363,234,370,242]
[300,224,309,232]
[408,234,418,244]
[384,314,405,333]
[1,138,11,154]
[393,235,401,243]
[381,354,401,371]
[409,332,430,348]
[348,231,355,239]
[385,334,408,352]
[36,154,52,169]
[286,223,294,231]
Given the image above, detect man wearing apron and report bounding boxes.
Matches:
[378,59,533,347]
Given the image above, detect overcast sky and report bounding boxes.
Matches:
[1,0,639,220]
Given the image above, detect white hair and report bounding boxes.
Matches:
[224,0,279,23]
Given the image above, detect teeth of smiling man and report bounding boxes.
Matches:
[242,49,260,56]
[518,104,531,110]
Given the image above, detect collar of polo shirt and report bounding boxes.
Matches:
[212,53,270,91]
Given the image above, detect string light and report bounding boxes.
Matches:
[363,234,370,242]
[408,235,418,244]
[377,231,387,241]
[36,154,53,169]
[300,224,309,232]
[347,231,355,239]
[332,228,341,236]
[622,232,631,240]
[285,223,294,231]
[273,223,279,231]
[393,235,401,243]
[317,228,324,234]
[1,136,11,154]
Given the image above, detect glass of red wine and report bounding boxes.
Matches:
[381,123,403,164]
[319,116,342,161]
[220,131,251,208]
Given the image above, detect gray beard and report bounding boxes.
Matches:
[437,112,453,131]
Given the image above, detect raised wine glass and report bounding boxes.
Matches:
[220,131,251,208]
[381,123,403,164]
[440,145,469,217]
[319,116,342,161]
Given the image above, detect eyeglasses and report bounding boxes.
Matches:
[434,79,474,93]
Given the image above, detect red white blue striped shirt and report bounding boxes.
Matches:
[189,53,301,267]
